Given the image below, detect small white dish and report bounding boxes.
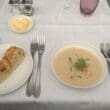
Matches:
[51,42,107,89]
[9,15,33,33]
[0,44,33,94]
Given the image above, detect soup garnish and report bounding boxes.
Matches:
[69,57,88,71]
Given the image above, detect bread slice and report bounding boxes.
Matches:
[0,46,25,83]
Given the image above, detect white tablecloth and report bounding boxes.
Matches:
[1,0,110,110]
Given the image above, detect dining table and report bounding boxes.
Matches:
[1,0,110,110]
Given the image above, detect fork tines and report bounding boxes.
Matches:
[37,34,46,45]
[31,33,45,44]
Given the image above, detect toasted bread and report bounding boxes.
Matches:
[0,46,25,83]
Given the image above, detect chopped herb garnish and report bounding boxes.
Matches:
[68,57,88,72]
[77,75,82,79]
[69,57,72,61]
[74,58,88,71]
[68,57,74,72]
[70,76,74,79]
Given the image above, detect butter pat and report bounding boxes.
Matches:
[9,15,33,33]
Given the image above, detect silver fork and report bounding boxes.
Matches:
[100,43,108,58]
[100,43,110,74]
[33,35,46,98]
[100,43,110,59]
[26,36,38,96]
[106,43,110,57]
[107,0,110,8]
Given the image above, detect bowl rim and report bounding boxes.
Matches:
[51,42,107,89]
[9,15,33,33]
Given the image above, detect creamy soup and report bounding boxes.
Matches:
[52,46,105,88]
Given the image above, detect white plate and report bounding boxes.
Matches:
[0,44,33,94]
[51,43,107,89]
[9,15,33,33]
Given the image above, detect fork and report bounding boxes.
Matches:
[26,36,38,96]
[106,43,110,58]
[100,43,110,74]
[100,43,108,58]
[100,43,110,59]
[33,35,45,98]
[107,0,110,8]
